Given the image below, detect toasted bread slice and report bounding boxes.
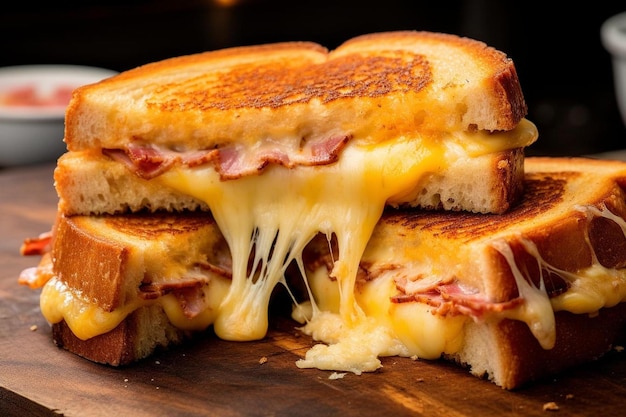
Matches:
[65,31,527,153]
[357,157,626,306]
[26,211,230,367]
[56,31,537,217]
[297,156,626,388]
[54,147,525,216]
[54,152,210,216]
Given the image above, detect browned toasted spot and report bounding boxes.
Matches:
[589,215,626,269]
[147,51,431,111]
[102,212,216,238]
[383,173,574,242]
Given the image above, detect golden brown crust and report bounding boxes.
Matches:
[396,147,525,214]
[337,31,527,131]
[52,305,188,366]
[52,214,128,311]
[64,31,528,152]
[54,147,526,216]
[365,157,626,302]
[450,304,626,389]
[51,211,224,311]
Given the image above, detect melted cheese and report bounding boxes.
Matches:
[490,238,557,349]
[296,267,465,365]
[41,275,231,340]
[156,122,537,370]
[164,139,441,341]
[294,270,409,373]
[294,203,626,370]
[41,277,143,339]
[162,133,444,340]
[491,210,626,349]
[39,120,539,372]
[552,204,626,313]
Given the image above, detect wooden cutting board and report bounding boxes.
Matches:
[1,163,625,417]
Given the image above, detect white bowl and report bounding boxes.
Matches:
[602,12,626,126]
[0,65,118,167]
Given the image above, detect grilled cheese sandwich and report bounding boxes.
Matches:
[26,31,608,390]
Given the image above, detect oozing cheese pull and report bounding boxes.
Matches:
[155,121,537,369]
[162,132,448,340]
[296,204,626,370]
[38,119,539,371]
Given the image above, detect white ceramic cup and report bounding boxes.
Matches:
[602,11,626,125]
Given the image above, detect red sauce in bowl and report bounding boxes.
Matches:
[0,84,74,107]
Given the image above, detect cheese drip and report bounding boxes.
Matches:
[490,204,626,349]
[298,268,467,363]
[36,120,537,372]
[162,137,445,341]
[40,276,231,340]
[157,121,537,372]
[296,203,626,366]
[554,204,626,312]
[490,239,557,349]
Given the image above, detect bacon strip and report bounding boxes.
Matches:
[218,134,351,179]
[103,147,170,180]
[103,133,351,180]
[392,283,523,319]
[174,285,209,319]
[197,260,232,279]
[138,261,232,318]
[18,253,55,289]
[20,231,52,256]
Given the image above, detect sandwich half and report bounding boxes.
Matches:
[20,157,626,389]
[294,156,626,388]
[57,31,535,218]
[20,211,231,365]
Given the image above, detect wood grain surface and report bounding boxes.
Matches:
[1,162,626,417]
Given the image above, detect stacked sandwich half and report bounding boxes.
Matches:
[19,31,626,389]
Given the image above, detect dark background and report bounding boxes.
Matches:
[2,0,624,156]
